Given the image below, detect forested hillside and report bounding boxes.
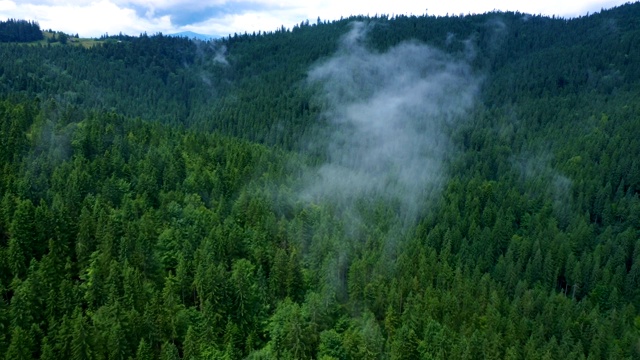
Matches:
[1,3,640,359]
[0,19,43,43]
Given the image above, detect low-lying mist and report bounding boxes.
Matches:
[302,22,480,224]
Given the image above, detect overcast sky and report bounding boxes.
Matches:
[0,0,633,38]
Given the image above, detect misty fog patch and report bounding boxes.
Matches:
[303,22,479,220]
[511,152,574,227]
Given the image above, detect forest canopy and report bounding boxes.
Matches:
[0,19,43,43]
[0,2,640,359]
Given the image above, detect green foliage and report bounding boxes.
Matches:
[0,19,43,43]
[4,326,33,360]
[267,298,316,359]
[135,338,153,360]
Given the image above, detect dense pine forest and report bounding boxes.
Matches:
[0,19,43,43]
[1,3,640,359]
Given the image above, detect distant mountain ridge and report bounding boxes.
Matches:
[168,30,216,40]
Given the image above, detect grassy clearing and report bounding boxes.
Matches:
[29,31,106,48]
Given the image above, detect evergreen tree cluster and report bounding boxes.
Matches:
[0,19,43,43]
[0,2,640,359]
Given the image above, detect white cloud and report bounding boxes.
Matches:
[0,0,633,37]
[0,0,16,12]
[186,10,293,36]
[1,0,175,36]
[419,0,630,17]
